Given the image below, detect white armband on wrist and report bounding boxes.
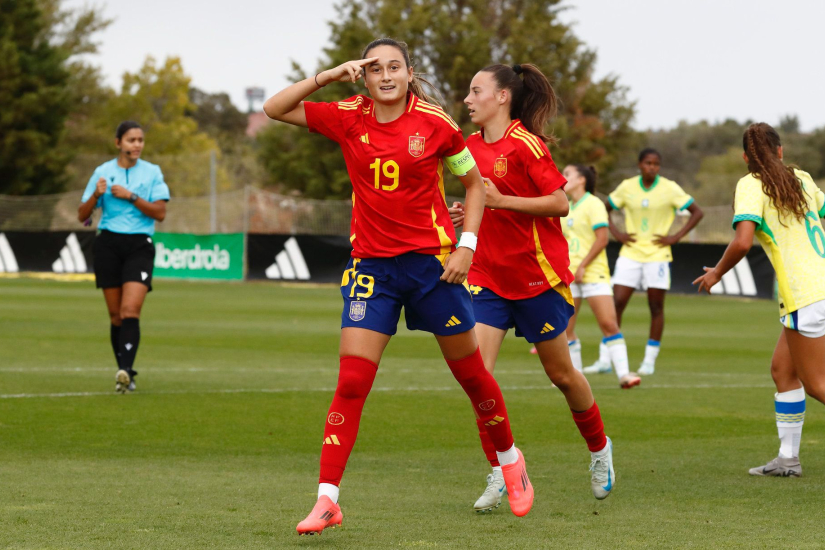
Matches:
[457,232,477,252]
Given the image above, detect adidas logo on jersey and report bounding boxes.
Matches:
[265,237,310,280]
[52,233,88,273]
[710,258,757,296]
[0,233,19,273]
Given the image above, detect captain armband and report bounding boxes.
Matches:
[445,147,476,176]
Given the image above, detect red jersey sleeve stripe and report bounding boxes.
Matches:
[513,127,544,153]
[414,103,461,131]
[513,128,544,158]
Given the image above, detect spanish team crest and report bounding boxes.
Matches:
[349,301,366,321]
[494,157,507,178]
[409,135,425,157]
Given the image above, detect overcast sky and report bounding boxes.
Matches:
[64,0,825,131]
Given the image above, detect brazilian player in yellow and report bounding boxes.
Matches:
[696,123,825,478]
[555,164,640,389]
[605,149,704,375]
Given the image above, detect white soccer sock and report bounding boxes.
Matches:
[496,444,519,467]
[568,339,583,372]
[598,342,609,365]
[605,334,630,379]
[776,387,805,459]
[318,483,340,504]
[644,340,661,364]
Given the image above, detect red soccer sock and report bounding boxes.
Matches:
[447,347,514,452]
[571,401,607,453]
[476,417,500,467]
[318,355,378,486]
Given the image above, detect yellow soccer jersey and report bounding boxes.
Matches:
[608,175,694,263]
[733,169,825,317]
[561,192,611,284]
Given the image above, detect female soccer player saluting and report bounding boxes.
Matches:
[695,123,825,477]
[603,148,703,375]
[77,121,169,393]
[263,38,533,535]
[560,164,640,389]
[452,63,615,513]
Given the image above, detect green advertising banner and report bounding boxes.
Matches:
[153,233,244,280]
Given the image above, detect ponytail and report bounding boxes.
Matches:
[573,164,598,194]
[742,122,806,224]
[361,37,444,107]
[481,63,558,144]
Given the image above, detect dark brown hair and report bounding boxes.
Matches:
[572,164,598,194]
[638,148,661,163]
[481,63,558,144]
[361,38,442,106]
[742,122,806,224]
[115,121,141,141]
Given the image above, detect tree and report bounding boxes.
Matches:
[256,0,638,198]
[0,0,72,194]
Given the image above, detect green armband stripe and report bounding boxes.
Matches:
[732,214,762,230]
[608,196,620,210]
[818,204,825,218]
[592,222,608,230]
[445,147,476,176]
[679,197,694,211]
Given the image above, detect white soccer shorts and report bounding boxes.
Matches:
[570,282,613,299]
[780,299,825,338]
[612,257,671,291]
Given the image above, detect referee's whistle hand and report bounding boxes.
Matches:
[111,185,130,199]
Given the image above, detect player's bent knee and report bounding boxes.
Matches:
[336,356,378,399]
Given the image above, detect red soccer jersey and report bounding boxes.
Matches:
[304,94,466,258]
[466,119,572,300]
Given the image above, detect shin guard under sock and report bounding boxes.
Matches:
[119,318,140,376]
[572,401,607,452]
[318,355,378,486]
[447,347,514,452]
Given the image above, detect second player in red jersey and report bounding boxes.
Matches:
[451,63,616,512]
[467,119,571,299]
[264,38,534,535]
[305,93,464,258]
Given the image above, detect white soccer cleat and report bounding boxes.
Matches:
[115,369,130,394]
[474,470,506,512]
[620,373,641,389]
[583,359,612,374]
[590,437,615,500]
[638,361,655,376]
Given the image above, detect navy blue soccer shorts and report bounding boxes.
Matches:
[470,284,575,343]
[340,253,475,336]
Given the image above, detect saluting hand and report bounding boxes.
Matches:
[110,185,131,200]
[320,57,380,85]
[441,247,473,285]
[93,177,107,198]
[448,201,465,228]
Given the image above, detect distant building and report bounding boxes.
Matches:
[246,112,272,137]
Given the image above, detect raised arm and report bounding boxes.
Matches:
[262,58,378,127]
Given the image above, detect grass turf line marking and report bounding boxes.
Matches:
[0,383,775,399]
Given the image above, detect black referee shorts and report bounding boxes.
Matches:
[93,230,156,291]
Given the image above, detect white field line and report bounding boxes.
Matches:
[0,383,776,400]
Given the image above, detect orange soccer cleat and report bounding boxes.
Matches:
[501,448,534,517]
[296,495,343,536]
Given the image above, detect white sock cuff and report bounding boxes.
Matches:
[775,387,805,402]
[496,444,519,466]
[318,483,339,504]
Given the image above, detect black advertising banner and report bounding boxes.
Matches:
[247,234,353,283]
[0,231,95,273]
[605,242,775,299]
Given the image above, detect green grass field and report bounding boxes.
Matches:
[1,277,824,548]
